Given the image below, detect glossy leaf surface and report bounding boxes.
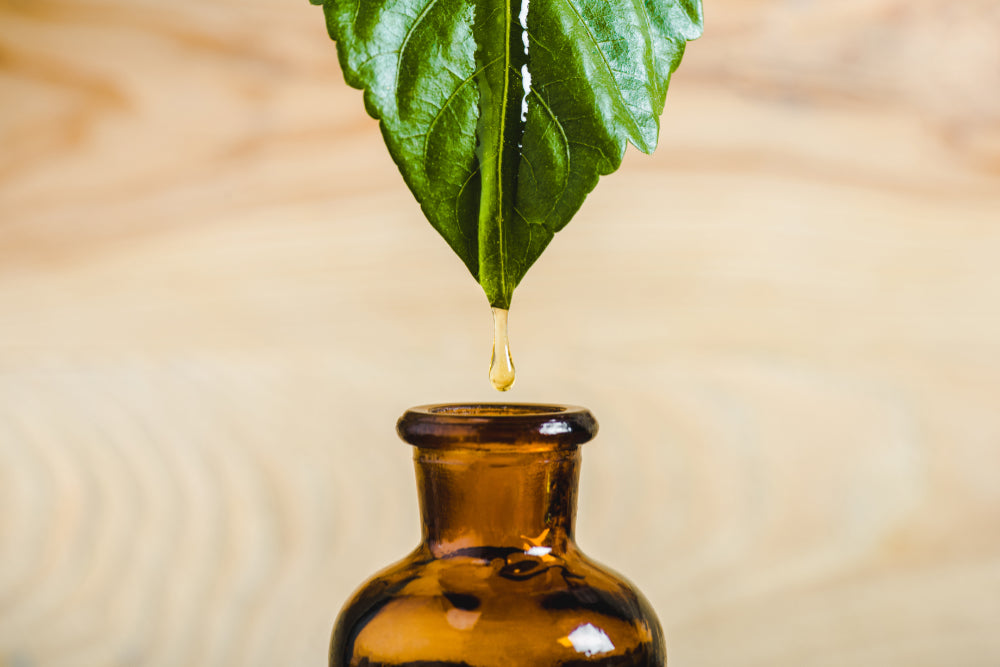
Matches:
[312,0,703,308]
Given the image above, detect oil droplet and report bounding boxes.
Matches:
[489,307,515,391]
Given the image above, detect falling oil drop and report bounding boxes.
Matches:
[489,307,515,391]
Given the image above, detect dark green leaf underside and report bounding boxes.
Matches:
[313,0,703,308]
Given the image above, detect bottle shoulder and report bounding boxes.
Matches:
[331,546,664,667]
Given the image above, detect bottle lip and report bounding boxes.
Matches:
[397,403,598,450]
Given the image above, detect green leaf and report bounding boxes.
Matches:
[312,0,703,308]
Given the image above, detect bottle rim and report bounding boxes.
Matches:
[397,403,598,450]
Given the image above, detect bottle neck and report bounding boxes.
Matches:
[414,446,580,558]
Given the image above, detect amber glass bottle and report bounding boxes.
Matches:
[330,404,665,666]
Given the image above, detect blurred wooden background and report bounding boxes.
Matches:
[2,0,999,665]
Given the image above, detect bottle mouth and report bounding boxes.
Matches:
[397,403,598,450]
[428,404,567,417]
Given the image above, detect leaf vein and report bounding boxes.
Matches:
[422,56,503,172]
[394,0,441,113]
[556,0,644,141]
[632,0,660,97]
[528,89,571,219]
[453,165,481,247]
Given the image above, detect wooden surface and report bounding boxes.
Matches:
[2,0,1000,665]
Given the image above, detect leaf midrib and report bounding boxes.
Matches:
[484,0,513,292]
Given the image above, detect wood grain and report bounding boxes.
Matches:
[1,0,999,665]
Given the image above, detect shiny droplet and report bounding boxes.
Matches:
[489,307,515,391]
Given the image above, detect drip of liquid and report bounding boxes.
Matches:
[489,307,515,391]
